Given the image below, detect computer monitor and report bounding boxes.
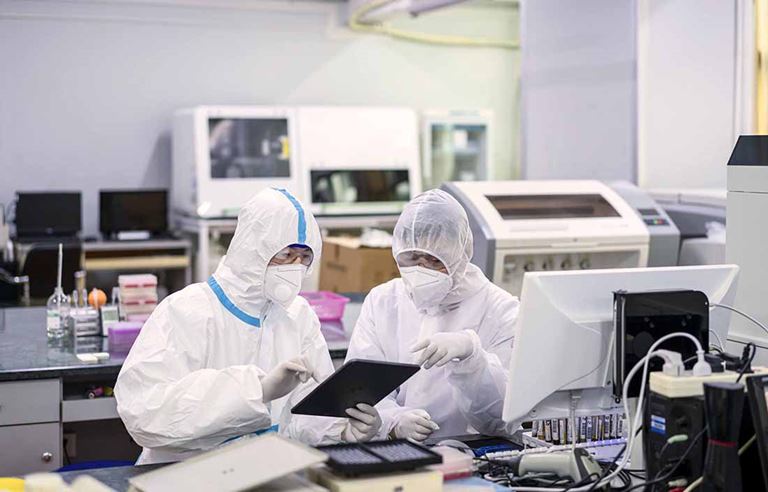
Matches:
[502,265,740,426]
[15,192,82,239]
[100,189,168,238]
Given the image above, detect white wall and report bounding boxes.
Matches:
[0,0,519,236]
[520,0,637,181]
[520,0,748,187]
[637,0,739,189]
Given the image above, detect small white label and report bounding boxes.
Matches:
[46,310,61,330]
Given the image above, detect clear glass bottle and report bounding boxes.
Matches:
[46,287,70,339]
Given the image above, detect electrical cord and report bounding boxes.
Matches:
[502,333,705,492]
[736,342,756,383]
[711,303,768,337]
[739,434,756,455]
[709,329,725,351]
[348,0,520,49]
[583,426,644,492]
[655,434,689,466]
[683,477,703,492]
[622,426,707,492]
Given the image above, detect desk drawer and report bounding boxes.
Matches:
[0,423,61,474]
[0,379,60,426]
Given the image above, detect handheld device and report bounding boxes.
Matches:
[291,359,419,418]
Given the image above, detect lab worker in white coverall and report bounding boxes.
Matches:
[345,189,520,442]
[115,188,380,464]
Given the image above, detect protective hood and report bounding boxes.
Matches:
[392,189,485,309]
[213,188,321,321]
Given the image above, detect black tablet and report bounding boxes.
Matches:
[291,359,420,417]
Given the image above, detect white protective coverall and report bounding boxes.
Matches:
[345,189,520,439]
[115,188,347,464]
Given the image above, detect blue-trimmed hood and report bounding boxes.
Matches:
[212,188,321,319]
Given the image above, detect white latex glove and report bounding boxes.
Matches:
[410,332,475,369]
[391,409,440,442]
[260,355,315,403]
[342,403,382,442]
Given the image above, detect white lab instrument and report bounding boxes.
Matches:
[502,265,739,426]
[442,180,669,296]
[422,109,492,189]
[298,106,421,216]
[173,106,301,218]
[726,135,768,364]
[128,434,327,492]
[650,188,727,266]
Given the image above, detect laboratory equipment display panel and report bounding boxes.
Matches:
[208,118,290,179]
[310,170,410,204]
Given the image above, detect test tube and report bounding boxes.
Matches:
[544,420,552,442]
[559,419,567,445]
[551,419,559,443]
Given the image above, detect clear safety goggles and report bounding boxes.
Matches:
[395,250,448,273]
[270,245,314,267]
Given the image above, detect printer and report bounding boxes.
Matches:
[442,180,680,296]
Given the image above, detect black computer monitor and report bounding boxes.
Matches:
[15,192,82,239]
[746,374,768,487]
[99,189,168,238]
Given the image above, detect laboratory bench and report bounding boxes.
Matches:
[0,299,361,476]
[57,464,509,491]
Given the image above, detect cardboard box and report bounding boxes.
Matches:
[319,237,400,293]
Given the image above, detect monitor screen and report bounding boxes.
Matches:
[311,170,410,204]
[208,117,291,179]
[486,194,620,220]
[100,190,168,235]
[15,192,82,237]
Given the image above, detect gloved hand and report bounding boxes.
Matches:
[342,403,382,442]
[260,356,315,403]
[391,409,440,442]
[410,332,475,369]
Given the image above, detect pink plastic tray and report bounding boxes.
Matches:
[299,291,350,321]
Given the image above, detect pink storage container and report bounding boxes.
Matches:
[299,291,350,321]
[108,321,143,352]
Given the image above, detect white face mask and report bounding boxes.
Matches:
[264,265,306,309]
[399,266,452,311]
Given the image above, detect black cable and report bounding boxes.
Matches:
[581,423,644,492]
[622,426,707,492]
[561,472,602,492]
[736,342,756,383]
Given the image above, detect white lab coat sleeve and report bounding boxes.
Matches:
[281,307,348,445]
[115,288,273,452]
[344,290,409,438]
[446,294,520,436]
